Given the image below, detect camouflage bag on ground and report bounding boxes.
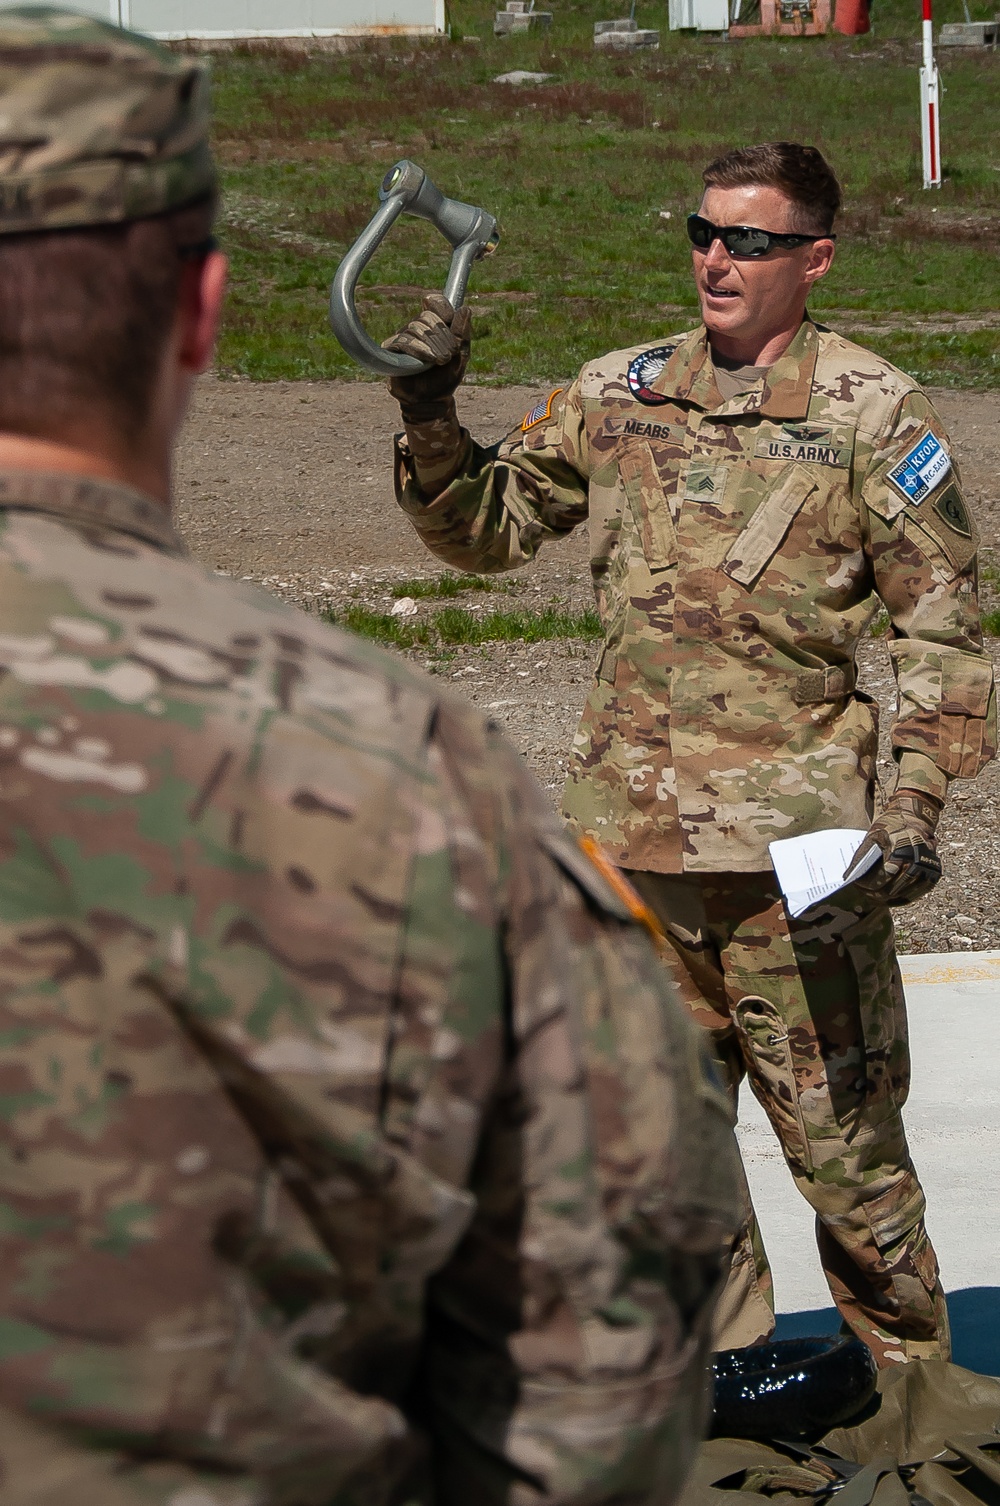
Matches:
[683,1361,1000,1506]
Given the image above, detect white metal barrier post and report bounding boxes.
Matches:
[920,0,941,188]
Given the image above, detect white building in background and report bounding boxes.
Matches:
[668,0,730,29]
[75,0,444,39]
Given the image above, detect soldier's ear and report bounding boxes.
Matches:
[803,237,836,287]
[177,249,228,375]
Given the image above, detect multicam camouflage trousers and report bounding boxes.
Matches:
[626,870,951,1368]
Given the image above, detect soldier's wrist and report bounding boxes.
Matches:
[397,392,461,427]
[895,750,950,804]
[403,425,471,499]
[885,791,943,832]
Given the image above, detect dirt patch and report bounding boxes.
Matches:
[829,314,1000,335]
[176,376,1000,954]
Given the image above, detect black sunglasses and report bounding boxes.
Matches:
[687,213,833,259]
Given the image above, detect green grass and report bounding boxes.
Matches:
[982,610,1000,637]
[390,571,508,598]
[326,602,602,645]
[204,0,1000,389]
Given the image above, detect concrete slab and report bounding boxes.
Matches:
[593,25,659,45]
[736,951,1000,1373]
[939,20,998,45]
[493,7,552,32]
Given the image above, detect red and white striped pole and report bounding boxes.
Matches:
[920,0,941,188]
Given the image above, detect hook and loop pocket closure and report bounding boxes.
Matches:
[793,661,858,706]
[731,992,815,1173]
[617,441,678,571]
[720,467,818,588]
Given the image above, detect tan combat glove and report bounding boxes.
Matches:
[845,789,944,906]
[384,293,472,496]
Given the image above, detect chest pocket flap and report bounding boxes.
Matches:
[617,442,677,571]
[722,467,817,588]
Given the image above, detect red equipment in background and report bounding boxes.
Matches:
[833,0,869,33]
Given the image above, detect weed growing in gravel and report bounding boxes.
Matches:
[391,572,506,599]
[981,609,1000,637]
[327,603,601,646]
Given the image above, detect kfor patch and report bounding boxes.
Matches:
[522,388,563,431]
[626,346,675,406]
[886,430,951,505]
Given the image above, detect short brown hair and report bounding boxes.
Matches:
[702,143,841,235]
[0,196,216,448]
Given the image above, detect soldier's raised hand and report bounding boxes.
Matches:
[384,293,472,410]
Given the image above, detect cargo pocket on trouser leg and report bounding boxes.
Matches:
[847,1174,951,1362]
[731,993,814,1175]
[841,901,910,1119]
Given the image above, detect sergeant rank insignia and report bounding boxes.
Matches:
[626,346,675,405]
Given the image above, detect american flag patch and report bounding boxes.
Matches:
[522,388,563,431]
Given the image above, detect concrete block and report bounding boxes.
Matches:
[938,20,998,44]
[594,22,659,44]
[494,6,553,32]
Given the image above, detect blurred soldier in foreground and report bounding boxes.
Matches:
[386,143,997,1366]
[0,8,740,1504]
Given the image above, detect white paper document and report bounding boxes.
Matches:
[768,828,881,918]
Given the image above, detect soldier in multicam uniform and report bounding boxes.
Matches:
[386,142,997,1367]
[0,9,741,1505]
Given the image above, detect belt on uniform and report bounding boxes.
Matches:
[794,663,857,705]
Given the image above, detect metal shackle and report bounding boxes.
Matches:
[328,160,500,376]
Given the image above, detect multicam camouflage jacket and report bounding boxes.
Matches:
[395,319,997,873]
[0,471,739,1506]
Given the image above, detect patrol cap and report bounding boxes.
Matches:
[0,4,216,235]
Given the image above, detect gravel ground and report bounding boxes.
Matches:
[175,376,1000,954]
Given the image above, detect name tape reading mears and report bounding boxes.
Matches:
[619,418,683,442]
[887,430,951,505]
[626,346,675,406]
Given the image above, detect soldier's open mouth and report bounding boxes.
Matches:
[706,287,740,299]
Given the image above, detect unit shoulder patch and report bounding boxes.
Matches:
[886,429,951,505]
[522,388,563,431]
[933,482,973,539]
[626,346,676,406]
